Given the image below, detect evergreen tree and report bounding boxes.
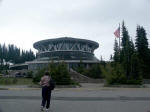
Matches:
[135,26,149,57]
[130,53,141,79]
[113,38,120,62]
[135,26,150,78]
[120,21,133,78]
[105,22,145,85]
[48,61,72,85]
[100,56,106,68]
[0,44,3,65]
[110,54,113,61]
[119,22,141,82]
[0,43,36,68]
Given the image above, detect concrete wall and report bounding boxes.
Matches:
[69,69,105,83]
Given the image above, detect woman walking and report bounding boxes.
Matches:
[40,71,54,112]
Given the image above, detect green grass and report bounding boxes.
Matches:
[0,77,34,85]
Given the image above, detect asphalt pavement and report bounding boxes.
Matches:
[0,83,150,112]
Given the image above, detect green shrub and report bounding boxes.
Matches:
[126,78,142,85]
[26,71,33,78]
[48,61,72,85]
[32,68,47,84]
[83,64,102,79]
[103,63,142,85]
[75,64,103,79]
[33,61,72,85]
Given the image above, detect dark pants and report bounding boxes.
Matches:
[41,86,51,109]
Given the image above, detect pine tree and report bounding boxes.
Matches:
[135,26,150,78]
[0,43,36,66]
[135,26,149,57]
[113,38,120,62]
[0,44,3,65]
[130,53,141,79]
[120,22,138,80]
[110,54,113,61]
[120,22,132,78]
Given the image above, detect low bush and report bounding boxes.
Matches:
[103,63,142,85]
[26,71,33,78]
[33,61,73,85]
[32,68,47,84]
[84,64,102,78]
[49,61,72,85]
[76,64,103,79]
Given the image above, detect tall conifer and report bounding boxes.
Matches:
[135,26,150,78]
[113,38,120,62]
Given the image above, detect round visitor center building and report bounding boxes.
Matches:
[27,37,99,70]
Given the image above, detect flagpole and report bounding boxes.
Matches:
[117,24,120,53]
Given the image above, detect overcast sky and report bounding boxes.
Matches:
[0,0,150,60]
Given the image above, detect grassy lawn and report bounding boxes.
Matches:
[0,77,34,85]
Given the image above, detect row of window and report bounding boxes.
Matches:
[37,51,94,60]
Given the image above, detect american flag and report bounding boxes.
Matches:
[114,27,120,38]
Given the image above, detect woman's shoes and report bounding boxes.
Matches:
[40,106,50,112]
[40,106,44,111]
[45,108,49,112]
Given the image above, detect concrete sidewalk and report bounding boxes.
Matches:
[1,83,150,90]
[0,85,40,90]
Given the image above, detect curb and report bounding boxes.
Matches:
[0,88,9,90]
[8,88,41,90]
[0,87,41,90]
[104,84,146,88]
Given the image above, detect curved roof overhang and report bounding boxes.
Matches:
[33,37,99,50]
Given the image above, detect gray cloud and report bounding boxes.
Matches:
[0,0,150,60]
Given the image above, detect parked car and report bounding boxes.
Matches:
[15,72,24,77]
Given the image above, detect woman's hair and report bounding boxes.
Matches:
[44,71,50,76]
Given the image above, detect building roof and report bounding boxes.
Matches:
[33,37,99,50]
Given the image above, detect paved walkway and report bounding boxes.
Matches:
[1,83,150,112]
